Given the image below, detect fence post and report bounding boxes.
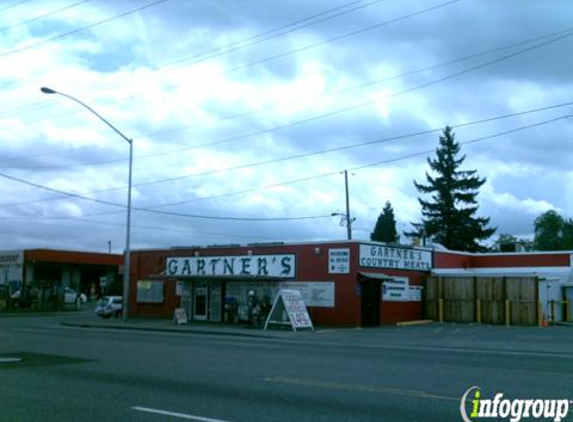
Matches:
[476,299,481,324]
[550,300,556,325]
[505,300,510,327]
[537,301,543,327]
[438,298,444,323]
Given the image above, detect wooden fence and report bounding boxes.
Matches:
[424,276,539,325]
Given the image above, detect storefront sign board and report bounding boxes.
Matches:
[166,254,295,278]
[359,244,431,271]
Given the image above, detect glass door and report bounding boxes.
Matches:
[193,283,208,320]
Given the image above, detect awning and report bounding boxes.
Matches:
[358,272,395,281]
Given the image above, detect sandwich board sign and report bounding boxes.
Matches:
[173,308,188,325]
[264,289,313,331]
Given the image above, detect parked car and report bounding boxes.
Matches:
[64,287,87,304]
[95,296,123,318]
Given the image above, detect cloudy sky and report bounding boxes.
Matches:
[0,0,572,253]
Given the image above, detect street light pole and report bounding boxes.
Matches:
[40,87,132,322]
[343,170,352,240]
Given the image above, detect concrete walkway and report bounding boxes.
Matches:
[62,314,316,339]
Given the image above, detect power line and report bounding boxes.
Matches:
[350,115,573,172]
[0,171,332,222]
[2,99,572,210]
[88,31,573,190]
[0,0,173,60]
[3,25,572,171]
[1,114,569,224]
[0,0,35,13]
[7,24,571,176]
[0,0,462,128]
[0,0,385,119]
[0,0,94,34]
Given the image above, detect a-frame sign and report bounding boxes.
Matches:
[264,289,313,331]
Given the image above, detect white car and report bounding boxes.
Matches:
[64,287,87,304]
[95,296,123,318]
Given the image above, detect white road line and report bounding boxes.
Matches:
[132,406,239,422]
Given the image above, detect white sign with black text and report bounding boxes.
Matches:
[359,244,432,271]
[382,277,423,302]
[166,254,295,278]
[279,282,335,308]
[328,248,350,274]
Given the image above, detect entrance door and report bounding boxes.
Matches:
[209,281,222,322]
[361,282,381,327]
[194,283,208,320]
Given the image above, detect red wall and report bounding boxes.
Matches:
[470,253,570,268]
[433,251,472,269]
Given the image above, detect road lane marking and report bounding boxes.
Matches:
[263,377,458,402]
[132,406,239,422]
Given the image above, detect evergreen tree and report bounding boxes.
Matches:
[533,210,573,250]
[371,201,399,243]
[407,126,496,252]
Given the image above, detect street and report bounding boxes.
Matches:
[1,314,572,422]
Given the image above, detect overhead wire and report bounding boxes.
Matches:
[5,21,573,176]
[0,0,463,130]
[1,114,570,223]
[70,30,573,192]
[0,0,35,13]
[0,0,94,34]
[0,0,387,119]
[0,171,333,221]
[0,0,173,60]
[4,24,571,175]
[1,99,572,211]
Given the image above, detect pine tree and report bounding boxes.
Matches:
[408,126,496,252]
[371,201,399,243]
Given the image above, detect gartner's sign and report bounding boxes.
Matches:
[166,254,295,278]
[359,244,432,271]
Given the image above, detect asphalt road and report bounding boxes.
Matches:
[1,314,572,422]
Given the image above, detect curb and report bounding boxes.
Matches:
[61,322,281,339]
[395,319,435,327]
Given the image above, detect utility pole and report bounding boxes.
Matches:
[344,170,352,240]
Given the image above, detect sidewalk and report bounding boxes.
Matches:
[62,315,313,339]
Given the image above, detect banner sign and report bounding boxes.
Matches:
[279,282,335,308]
[329,248,350,274]
[166,254,295,278]
[0,250,24,286]
[359,244,432,271]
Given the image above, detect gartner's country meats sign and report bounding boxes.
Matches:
[359,244,431,271]
[166,254,295,278]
